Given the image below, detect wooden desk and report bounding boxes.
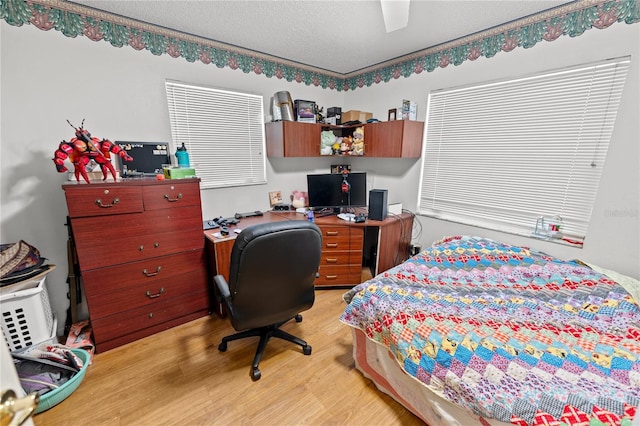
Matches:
[204,210,414,315]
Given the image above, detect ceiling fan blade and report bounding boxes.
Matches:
[380,0,410,33]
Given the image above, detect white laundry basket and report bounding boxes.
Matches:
[1,276,56,351]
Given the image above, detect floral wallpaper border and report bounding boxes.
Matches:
[1,0,638,91]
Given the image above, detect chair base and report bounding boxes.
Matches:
[218,314,311,381]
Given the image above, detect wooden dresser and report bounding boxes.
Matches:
[63,179,209,352]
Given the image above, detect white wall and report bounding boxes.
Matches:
[349,23,640,279]
[2,21,638,335]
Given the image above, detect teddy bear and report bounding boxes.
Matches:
[291,190,308,209]
[332,137,342,155]
[320,130,335,155]
[347,126,364,155]
[351,138,364,155]
[339,136,352,155]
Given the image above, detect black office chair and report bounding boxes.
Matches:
[214,220,322,381]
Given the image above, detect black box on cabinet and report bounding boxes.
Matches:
[327,107,342,125]
[369,189,388,221]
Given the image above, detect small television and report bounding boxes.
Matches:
[307,172,367,212]
[116,142,171,178]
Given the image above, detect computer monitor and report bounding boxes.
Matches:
[116,142,171,177]
[307,172,367,211]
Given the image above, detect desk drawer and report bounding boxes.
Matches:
[91,291,208,346]
[320,226,349,239]
[64,186,143,218]
[320,250,363,267]
[315,265,362,286]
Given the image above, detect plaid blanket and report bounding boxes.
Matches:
[341,236,639,425]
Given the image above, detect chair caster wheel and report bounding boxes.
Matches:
[218,342,227,352]
[295,314,303,323]
[303,345,312,355]
[251,368,261,381]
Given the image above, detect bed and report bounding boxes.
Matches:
[340,235,640,425]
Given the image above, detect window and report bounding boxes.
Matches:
[165,80,266,189]
[418,57,630,241]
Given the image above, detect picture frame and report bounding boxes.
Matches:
[269,191,283,206]
[294,99,317,123]
[388,109,396,121]
[331,164,351,174]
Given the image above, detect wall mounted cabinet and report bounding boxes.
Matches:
[265,120,424,158]
[265,121,322,157]
[363,120,424,158]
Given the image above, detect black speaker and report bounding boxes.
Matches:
[369,189,388,221]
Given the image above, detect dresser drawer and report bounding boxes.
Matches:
[315,265,362,286]
[82,250,207,294]
[74,227,204,270]
[142,181,201,210]
[64,185,143,218]
[90,291,208,345]
[87,270,209,320]
[71,205,203,244]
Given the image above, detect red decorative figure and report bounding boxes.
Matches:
[53,120,133,184]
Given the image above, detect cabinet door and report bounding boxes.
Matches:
[266,121,322,157]
[365,120,424,158]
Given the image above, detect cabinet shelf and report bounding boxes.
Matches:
[265,120,423,158]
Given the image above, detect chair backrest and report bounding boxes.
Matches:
[226,220,322,331]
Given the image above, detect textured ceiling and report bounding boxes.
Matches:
[70,0,572,74]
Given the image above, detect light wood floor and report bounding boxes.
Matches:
[34,289,424,425]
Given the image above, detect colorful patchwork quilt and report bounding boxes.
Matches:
[340,236,640,425]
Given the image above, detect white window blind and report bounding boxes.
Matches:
[165,80,266,189]
[418,57,630,240]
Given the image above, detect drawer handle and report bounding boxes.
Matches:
[95,198,119,208]
[326,231,339,236]
[326,243,338,248]
[163,193,183,202]
[154,242,160,248]
[142,266,162,277]
[146,287,165,299]
[325,275,338,280]
[326,258,338,263]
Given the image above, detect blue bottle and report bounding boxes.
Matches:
[307,210,314,222]
[176,143,190,167]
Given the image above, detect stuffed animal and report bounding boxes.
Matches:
[291,190,308,209]
[350,126,364,155]
[332,137,342,154]
[353,126,364,141]
[340,136,352,155]
[320,130,335,155]
[351,138,364,155]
